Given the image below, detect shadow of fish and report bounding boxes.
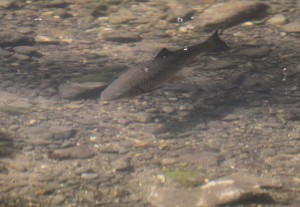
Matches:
[100,30,228,101]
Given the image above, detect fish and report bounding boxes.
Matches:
[100,30,228,101]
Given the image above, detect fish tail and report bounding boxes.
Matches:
[205,30,228,52]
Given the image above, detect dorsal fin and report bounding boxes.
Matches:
[155,48,173,58]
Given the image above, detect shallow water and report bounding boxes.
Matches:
[0,0,300,206]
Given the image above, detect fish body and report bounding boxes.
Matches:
[100,31,228,101]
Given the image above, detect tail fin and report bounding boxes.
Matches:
[206,30,228,52]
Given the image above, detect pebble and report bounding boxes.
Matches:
[267,14,287,25]
[101,31,142,43]
[108,9,136,24]
[13,46,37,55]
[34,35,59,44]
[0,32,33,47]
[49,126,73,139]
[148,173,281,207]
[12,53,30,61]
[8,124,20,131]
[0,0,15,7]
[133,112,153,123]
[288,132,300,140]
[161,158,177,166]
[204,60,234,70]
[281,21,300,33]
[0,48,11,58]
[58,82,107,99]
[262,148,276,156]
[166,2,194,22]
[50,145,96,159]
[50,195,66,205]
[238,46,270,58]
[112,157,132,171]
[162,106,175,113]
[195,1,269,28]
[81,172,98,180]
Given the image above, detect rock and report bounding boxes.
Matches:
[148,187,200,207]
[238,46,270,58]
[262,148,276,156]
[0,91,33,115]
[12,53,30,60]
[101,31,142,43]
[42,51,79,62]
[0,48,12,58]
[148,172,282,207]
[195,1,269,28]
[13,46,37,55]
[166,2,195,22]
[91,4,108,17]
[50,145,96,159]
[197,172,281,206]
[112,157,132,171]
[267,14,287,25]
[108,9,136,24]
[0,1,15,8]
[281,21,300,33]
[24,126,53,145]
[50,195,65,205]
[58,82,107,99]
[133,112,153,123]
[204,60,234,70]
[34,35,59,44]
[49,126,74,139]
[81,172,98,180]
[0,31,33,46]
[162,106,175,113]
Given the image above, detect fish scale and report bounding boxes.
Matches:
[100,31,228,101]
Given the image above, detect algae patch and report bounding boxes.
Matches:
[163,170,205,187]
[0,105,33,115]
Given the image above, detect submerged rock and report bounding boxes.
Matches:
[148,172,282,207]
[281,21,300,33]
[195,1,270,29]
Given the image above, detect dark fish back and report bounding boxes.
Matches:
[100,31,228,101]
[100,58,181,100]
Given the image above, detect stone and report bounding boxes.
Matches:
[0,31,33,46]
[50,195,65,205]
[238,46,270,58]
[13,46,37,55]
[205,60,234,70]
[0,48,12,58]
[0,1,15,8]
[108,9,136,24]
[34,35,59,44]
[133,112,153,123]
[58,82,107,99]
[42,51,78,62]
[12,53,30,60]
[267,14,287,25]
[262,148,276,156]
[148,172,282,207]
[281,21,300,33]
[50,145,96,159]
[81,172,98,180]
[101,31,142,43]
[162,106,175,113]
[166,2,195,22]
[49,126,73,139]
[195,1,269,28]
[112,157,132,171]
